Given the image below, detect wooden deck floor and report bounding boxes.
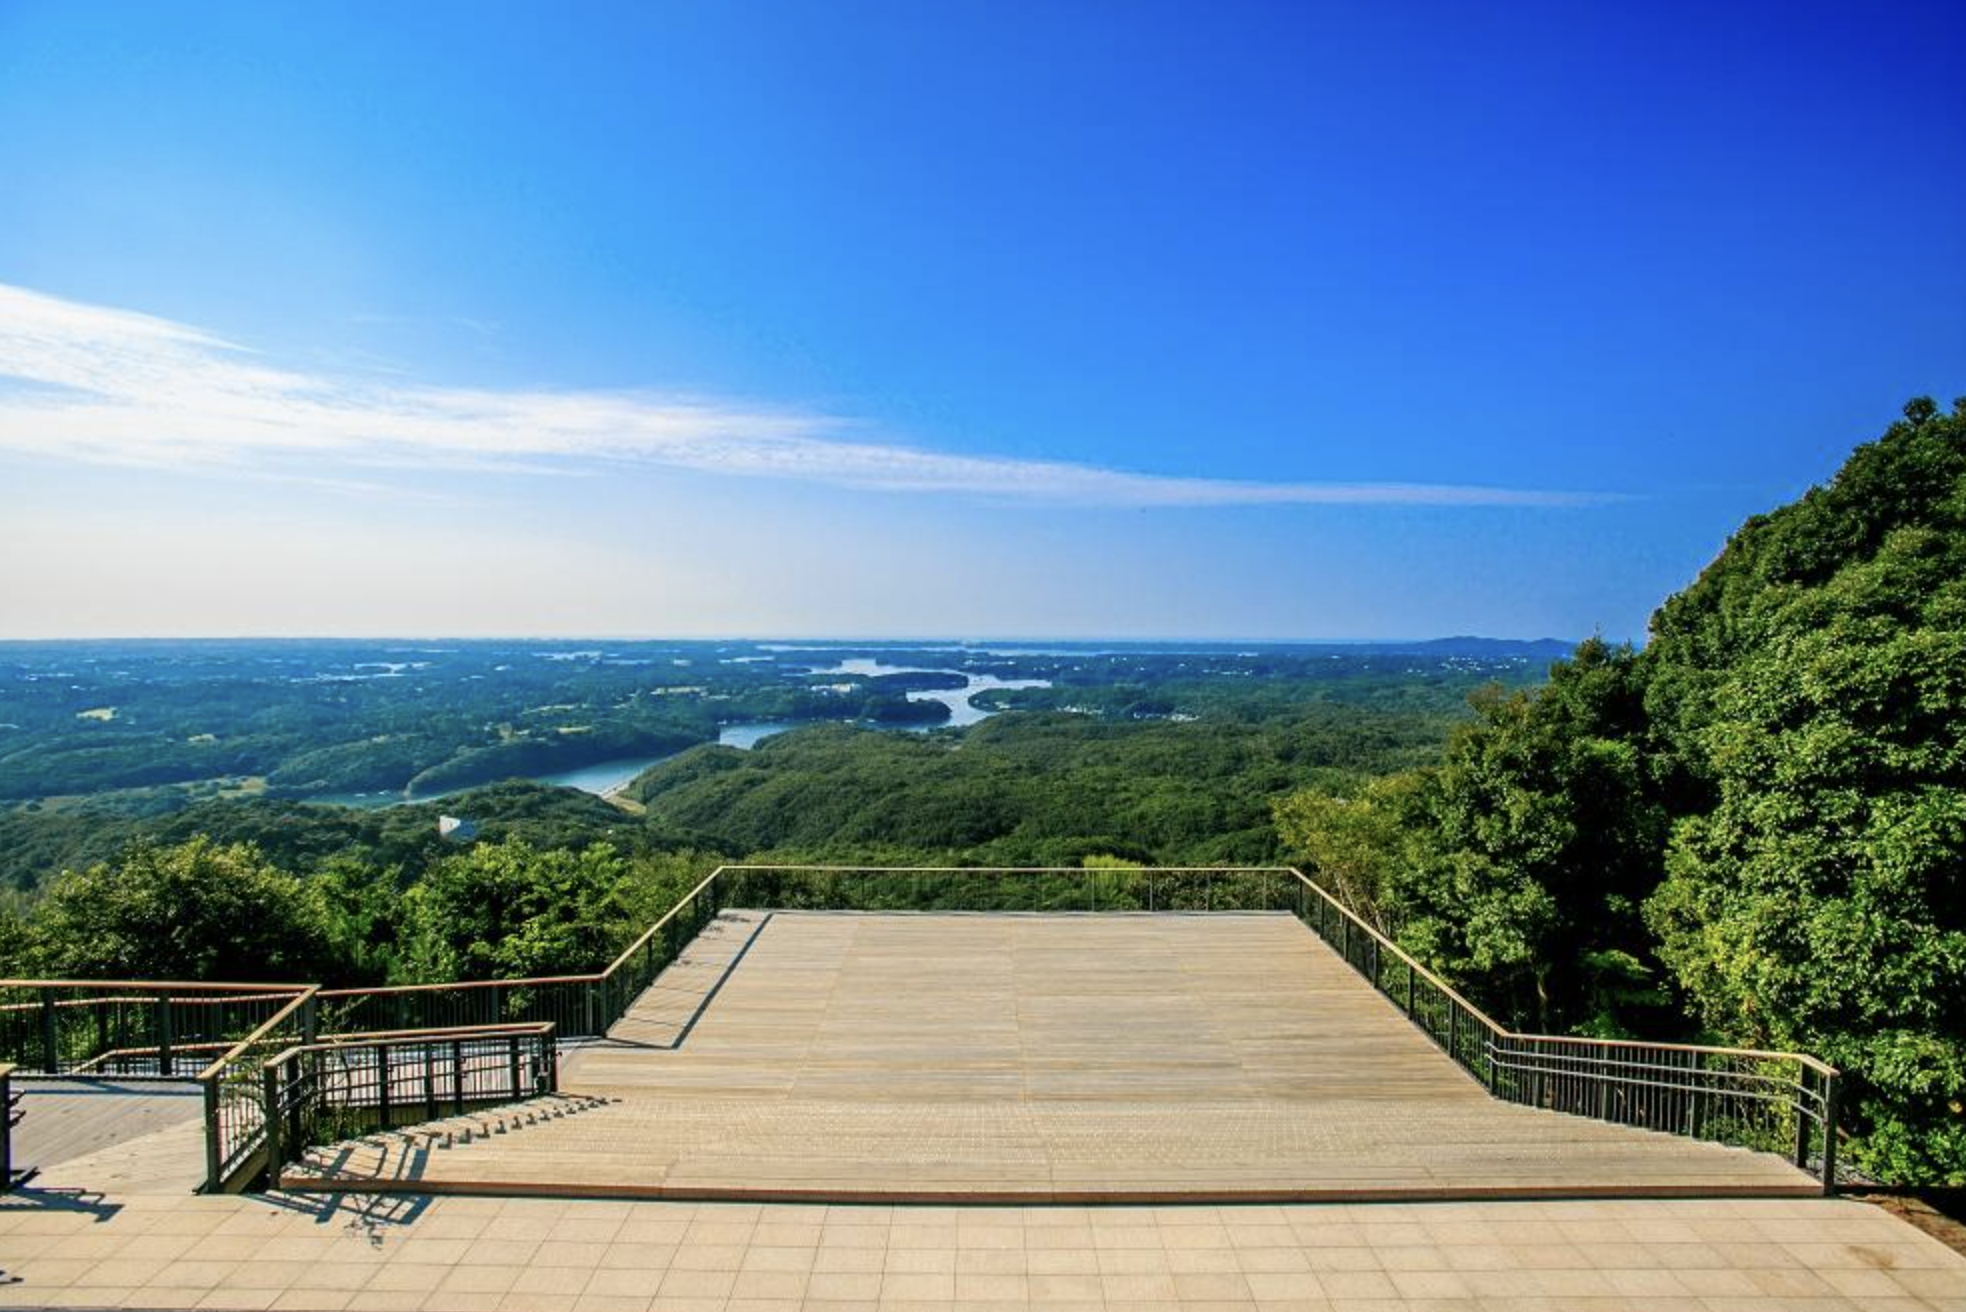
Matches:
[287,912,1820,1202]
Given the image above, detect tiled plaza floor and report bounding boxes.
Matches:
[0,1188,1960,1311]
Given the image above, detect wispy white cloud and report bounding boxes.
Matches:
[0,284,1607,507]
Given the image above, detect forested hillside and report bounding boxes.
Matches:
[622,705,1453,864]
[1278,398,1966,1183]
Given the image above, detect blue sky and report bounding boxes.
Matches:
[1,1,1961,639]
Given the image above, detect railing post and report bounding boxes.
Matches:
[583,982,596,1038]
[261,1066,283,1181]
[1794,1066,1815,1169]
[1821,1072,1840,1193]
[1448,1002,1459,1063]
[202,1076,221,1192]
[39,989,58,1074]
[546,1032,559,1093]
[301,993,318,1044]
[156,993,175,1078]
[1405,963,1416,1015]
[452,1040,465,1113]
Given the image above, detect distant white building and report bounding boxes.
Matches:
[438,815,479,842]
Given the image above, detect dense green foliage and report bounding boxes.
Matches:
[1278,400,1966,1183]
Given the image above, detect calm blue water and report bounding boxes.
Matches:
[531,753,679,795]
[713,661,1054,749]
[718,722,793,749]
[310,751,676,808]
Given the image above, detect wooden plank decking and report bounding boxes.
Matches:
[286,911,1821,1201]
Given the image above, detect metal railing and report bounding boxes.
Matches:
[0,980,312,1078]
[1289,870,1842,1190]
[259,1024,558,1182]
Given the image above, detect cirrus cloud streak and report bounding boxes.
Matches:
[0,284,1607,507]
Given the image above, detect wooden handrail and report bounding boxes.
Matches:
[0,991,307,1015]
[263,1022,555,1070]
[716,863,1288,874]
[601,865,729,976]
[71,1040,239,1072]
[0,978,313,992]
[1500,1028,1841,1075]
[1283,868,1512,1035]
[317,975,598,997]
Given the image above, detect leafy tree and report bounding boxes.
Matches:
[27,838,335,981]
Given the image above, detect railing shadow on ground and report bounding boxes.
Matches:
[0,1183,119,1221]
[1,863,1845,1196]
[258,1185,431,1235]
